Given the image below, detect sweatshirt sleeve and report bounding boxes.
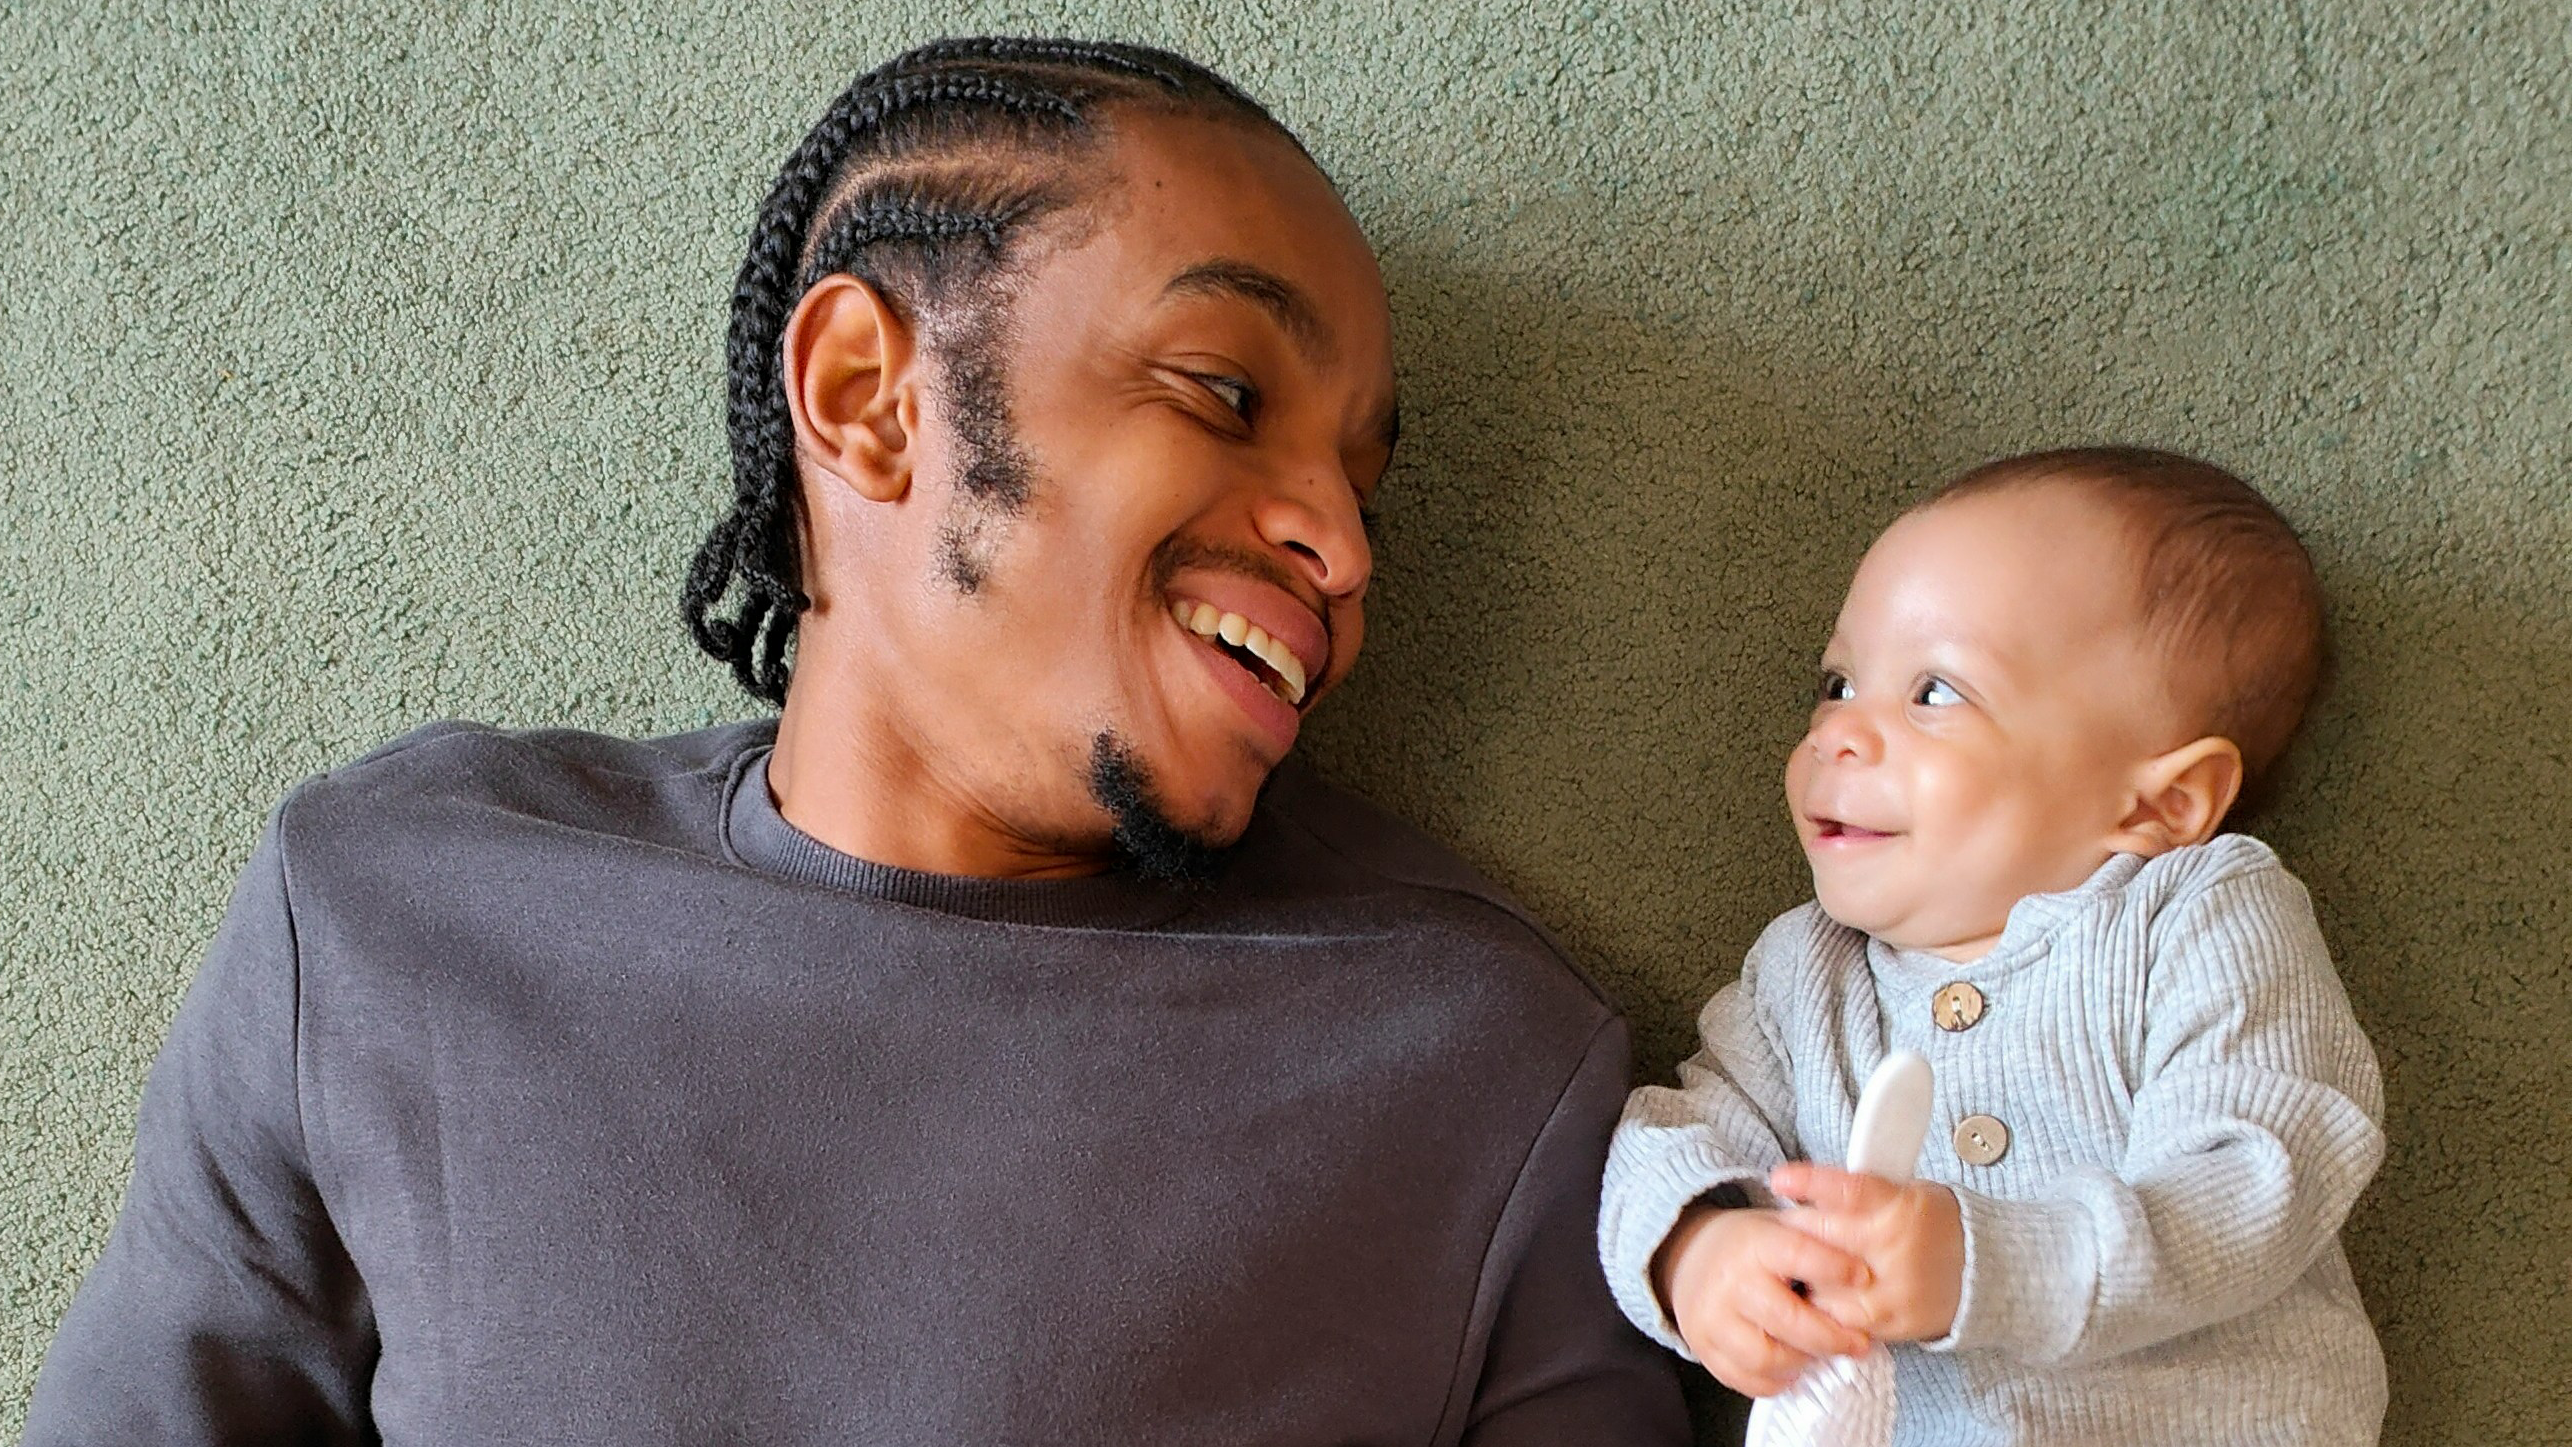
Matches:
[1934,862,2385,1367]
[1594,923,1805,1355]
[1457,1016,1690,1446]
[24,807,378,1444]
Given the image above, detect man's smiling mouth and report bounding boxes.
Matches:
[1170,598,1309,706]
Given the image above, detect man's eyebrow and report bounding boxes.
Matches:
[1163,259,1332,360]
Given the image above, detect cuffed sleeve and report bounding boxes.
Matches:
[26,807,377,1445]
[1933,864,2384,1367]
[1596,933,1804,1357]
[1460,1017,1690,1446]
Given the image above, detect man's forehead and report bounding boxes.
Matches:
[1026,112,1398,435]
[1096,116,1384,306]
[1164,259,1333,362]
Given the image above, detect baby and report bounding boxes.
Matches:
[1599,448,2387,1443]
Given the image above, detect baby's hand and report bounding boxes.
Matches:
[1652,1200,1874,1398]
[1768,1163,1965,1344]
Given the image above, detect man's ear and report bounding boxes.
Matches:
[2108,736,2245,856]
[782,273,920,503]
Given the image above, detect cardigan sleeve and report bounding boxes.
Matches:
[1935,861,2384,1366]
[1595,913,1812,1356]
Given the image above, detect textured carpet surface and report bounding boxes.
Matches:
[3,2,2565,1441]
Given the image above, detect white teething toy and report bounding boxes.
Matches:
[1745,1049,1933,1447]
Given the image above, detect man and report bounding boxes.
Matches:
[29,39,1687,1444]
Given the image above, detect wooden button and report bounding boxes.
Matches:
[1932,981,1986,1032]
[1953,1114,2010,1167]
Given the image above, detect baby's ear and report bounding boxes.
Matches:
[2110,737,2244,856]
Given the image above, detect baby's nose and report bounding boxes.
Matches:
[1808,708,1884,764]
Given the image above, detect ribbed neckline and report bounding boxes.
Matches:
[720,747,1199,930]
[1868,850,2151,980]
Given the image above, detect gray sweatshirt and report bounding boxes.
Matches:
[1599,838,2387,1445]
[29,719,1684,1446]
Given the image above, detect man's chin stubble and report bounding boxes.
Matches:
[1086,731,1234,885]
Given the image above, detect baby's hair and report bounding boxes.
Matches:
[682,39,1301,704]
[1925,446,2328,823]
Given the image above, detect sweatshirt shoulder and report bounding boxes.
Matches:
[2125,833,2311,918]
[1251,757,1617,1020]
[277,717,775,857]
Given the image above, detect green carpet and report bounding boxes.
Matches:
[3,2,2564,1441]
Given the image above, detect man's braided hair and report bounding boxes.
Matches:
[682,38,1299,703]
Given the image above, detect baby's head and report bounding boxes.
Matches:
[1786,446,2325,960]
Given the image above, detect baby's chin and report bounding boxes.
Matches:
[1812,882,2003,959]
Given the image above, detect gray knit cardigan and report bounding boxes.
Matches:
[1599,837,2388,1445]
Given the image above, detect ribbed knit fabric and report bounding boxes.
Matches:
[1599,837,2389,1445]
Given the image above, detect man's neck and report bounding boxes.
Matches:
[768,683,1115,881]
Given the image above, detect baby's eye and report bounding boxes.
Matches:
[1914,676,1964,707]
[1816,669,1855,703]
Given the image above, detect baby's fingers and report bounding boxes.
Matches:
[1699,1308,1821,1399]
[1751,1214,1871,1293]
[1770,1162,1900,1213]
[1803,1281,1881,1336]
[1743,1271,1871,1361]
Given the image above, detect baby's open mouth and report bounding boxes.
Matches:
[1813,818,1894,841]
[1170,598,1309,707]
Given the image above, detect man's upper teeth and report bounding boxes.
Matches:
[1171,599,1308,705]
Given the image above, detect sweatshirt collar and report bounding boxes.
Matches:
[722,746,1200,930]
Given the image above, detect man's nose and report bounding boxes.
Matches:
[1807,703,1884,765]
[1252,472,1372,601]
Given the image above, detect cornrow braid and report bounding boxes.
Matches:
[682,38,1297,704]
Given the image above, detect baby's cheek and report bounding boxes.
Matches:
[1782,738,1816,811]
[1916,764,2067,907]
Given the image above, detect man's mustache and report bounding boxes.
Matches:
[1147,535,1329,631]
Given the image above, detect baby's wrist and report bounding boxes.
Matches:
[1650,1183,1756,1312]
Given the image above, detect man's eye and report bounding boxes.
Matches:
[1195,373,1259,424]
[1816,670,1855,703]
[1915,677,1964,707]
